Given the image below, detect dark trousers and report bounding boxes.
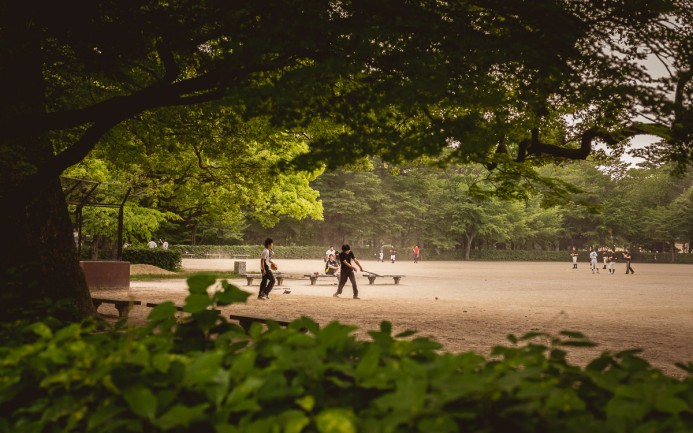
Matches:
[625,261,635,274]
[259,265,275,296]
[336,270,358,297]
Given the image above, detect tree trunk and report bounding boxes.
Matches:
[464,232,476,260]
[0,26,95,321]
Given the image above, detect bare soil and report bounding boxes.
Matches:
[95,258,693,378]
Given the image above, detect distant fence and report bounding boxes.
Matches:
[169,245,693,264]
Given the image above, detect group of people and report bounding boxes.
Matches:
[571,247,635,274]
[147,239,168,249]
[377,244,421,263]
[257,240,365,300]
[323,244,364,298]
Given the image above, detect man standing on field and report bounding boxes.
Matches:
[334,244,364,299]
[589,248,599,274]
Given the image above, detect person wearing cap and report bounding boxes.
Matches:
[334,244,364,299]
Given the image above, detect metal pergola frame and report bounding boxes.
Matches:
[61,176,132,260]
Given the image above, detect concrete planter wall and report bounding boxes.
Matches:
[80,260,130,289]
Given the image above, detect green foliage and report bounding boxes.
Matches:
[1,279,692,432]
[170,245,328,260]
[122,248,182,272]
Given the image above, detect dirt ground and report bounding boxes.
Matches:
[96,258,693,378]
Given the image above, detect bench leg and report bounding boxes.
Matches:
[245,277,253,286]
[238,319,252,333]
[393,277,401,284]
[92,300,103,310]
[310,277,317,285]
[277,277,284,285]
[114,302,131,319]
[367,276,376,285]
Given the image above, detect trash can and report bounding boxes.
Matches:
[234,261,246,274]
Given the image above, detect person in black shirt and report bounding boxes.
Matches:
[334,244,364,299]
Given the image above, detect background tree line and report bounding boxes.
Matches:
[73,150,693,262]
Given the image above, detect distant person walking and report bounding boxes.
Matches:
[258,238,277,300]
[602,248,609,269]
[570,247,578,269]
[623,250,635,274]
[334,244,364,299]
[413,245,420,263]
[378,244,384,262]
[390,246,397,263]
[589,248,599,274]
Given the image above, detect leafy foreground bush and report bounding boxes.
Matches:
[1,277,691,433]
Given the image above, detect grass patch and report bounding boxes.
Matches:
[130,271,240,281]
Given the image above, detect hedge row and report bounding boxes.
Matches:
[169,245,325,260]
[1,277,691,433]
[169,245,693,263]
[122,248,182,271]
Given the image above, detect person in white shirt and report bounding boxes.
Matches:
[324,245,336,262]
[259,238,277,300]
[589,249,599,274]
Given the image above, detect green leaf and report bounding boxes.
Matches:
[418,415,457,433]
[295,395,315,412]
[30,323,53,339]
[87,403,125,430]
[395,329,417,338]
[215,282,251,306]
[154,403,209,430]
[152,353,172,373]
[278,410,311,433]
[183,293,213,313]
[147,302,178,321]
[315,408,357,433]
[559,330,587,339]
[123,384,157,420]
[655,396,690,415]
[187,274,217,294]
[185,351,224,385]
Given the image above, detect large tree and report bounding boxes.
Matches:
[0,0,685,319]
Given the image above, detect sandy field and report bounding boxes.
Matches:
[98,258,693,377]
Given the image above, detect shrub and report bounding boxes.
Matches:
[122,248,182,271]
[170,245,327,260]
[1,277,691,432]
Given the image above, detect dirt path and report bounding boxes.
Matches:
[96,258,693,377]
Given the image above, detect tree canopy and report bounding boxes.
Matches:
[1,0,692,318]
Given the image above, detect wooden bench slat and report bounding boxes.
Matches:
[240,273,284,286]
[303,274,338,285]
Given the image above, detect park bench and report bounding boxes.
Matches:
[145,302,222,312]
[229,314,290,332]
[363,274,405,285]
[203,253,222,259]
[303,273,338,285]
[241,272,285,286]
[182,252,195,258]
[232,254,250,259]
[92,297,141,319]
